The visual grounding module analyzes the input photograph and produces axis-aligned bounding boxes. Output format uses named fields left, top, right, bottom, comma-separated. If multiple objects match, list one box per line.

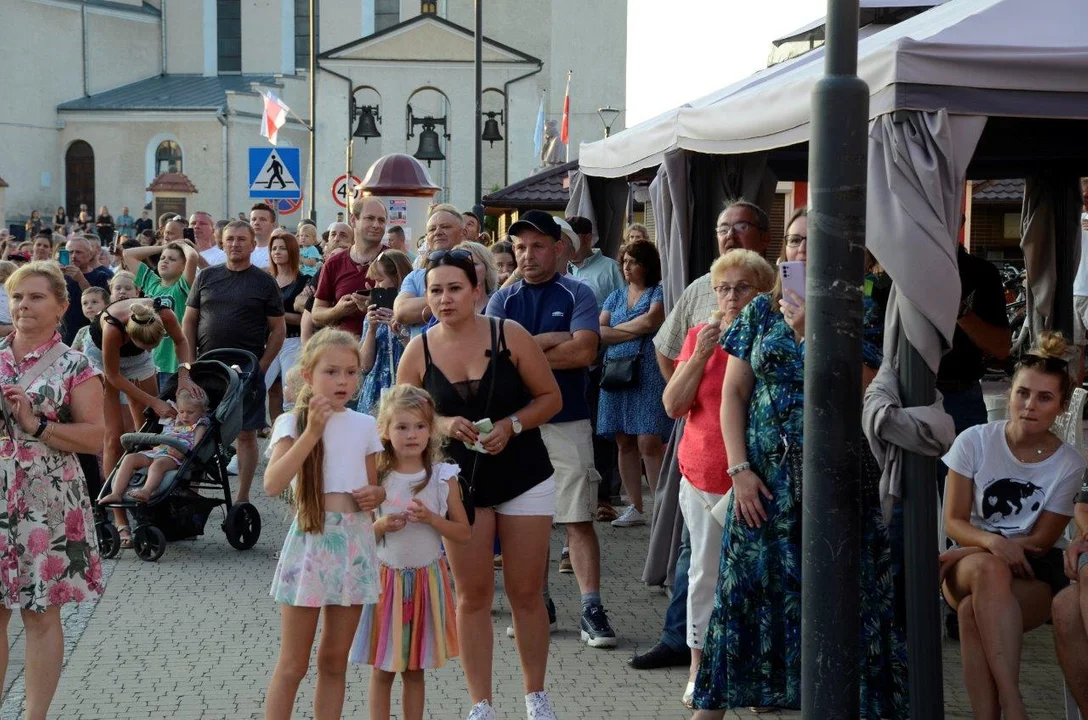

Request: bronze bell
left=413, top=126, right=445, bottom=166
left=353, top=106, right=381, bottom=142
left=481, top=112, right=504, bottom=146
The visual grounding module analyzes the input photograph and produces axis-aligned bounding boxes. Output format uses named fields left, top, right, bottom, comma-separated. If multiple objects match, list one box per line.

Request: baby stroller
left=95, top=349, right=263, bottom=562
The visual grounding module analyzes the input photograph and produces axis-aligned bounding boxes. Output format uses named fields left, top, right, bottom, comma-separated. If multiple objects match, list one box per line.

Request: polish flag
left=560, top=71, right=571, bottom=146
left=260, top=92, right=290, bottom=146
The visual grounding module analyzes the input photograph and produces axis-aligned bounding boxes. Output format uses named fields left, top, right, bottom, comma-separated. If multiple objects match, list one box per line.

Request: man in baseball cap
left=486, top=209, right=619, bottom=649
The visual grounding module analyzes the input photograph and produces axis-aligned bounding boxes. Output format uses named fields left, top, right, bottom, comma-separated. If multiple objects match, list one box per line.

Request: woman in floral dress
left=0, top=261, right=105, bottom=719
left=692, top=209, right=906, bottom=718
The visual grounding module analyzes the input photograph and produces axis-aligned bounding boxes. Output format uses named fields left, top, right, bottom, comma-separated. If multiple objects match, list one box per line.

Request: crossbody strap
left=18, top=342, right=70, bottom=391
left=466, top=318, right=500, bottom=493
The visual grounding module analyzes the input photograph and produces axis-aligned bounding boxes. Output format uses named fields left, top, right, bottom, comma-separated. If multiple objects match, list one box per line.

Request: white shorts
left=492, top=478, right=556, bottom=516
left=540, top=419, right=600, bottom=524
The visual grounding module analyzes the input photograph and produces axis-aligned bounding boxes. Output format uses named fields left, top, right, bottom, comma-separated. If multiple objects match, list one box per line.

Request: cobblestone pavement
left=1, top=450, right=1073, bottom=719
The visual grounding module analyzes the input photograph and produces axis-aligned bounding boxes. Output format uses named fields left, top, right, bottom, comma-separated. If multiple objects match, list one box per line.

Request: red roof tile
left=146, top=172, right=198, bottom=193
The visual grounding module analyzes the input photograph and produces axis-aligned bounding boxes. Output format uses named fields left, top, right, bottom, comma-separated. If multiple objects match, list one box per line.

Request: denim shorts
left=83, top=340, right=157, bottom=382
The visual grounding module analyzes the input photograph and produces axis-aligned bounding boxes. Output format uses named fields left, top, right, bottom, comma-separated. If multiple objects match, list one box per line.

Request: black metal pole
left=801, top=0, right=868, bottom=717
left=899, top=331, right=944, bottom=719
left=473, top=0, right=484, bottom=220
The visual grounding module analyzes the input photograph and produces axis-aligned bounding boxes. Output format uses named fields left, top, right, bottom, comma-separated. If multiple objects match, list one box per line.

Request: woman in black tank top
left=397, top=250, right=561, bottom=715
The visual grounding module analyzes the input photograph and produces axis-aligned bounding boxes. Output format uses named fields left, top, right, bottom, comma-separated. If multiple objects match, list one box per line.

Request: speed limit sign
left=331, top=174, right=362, bottom=208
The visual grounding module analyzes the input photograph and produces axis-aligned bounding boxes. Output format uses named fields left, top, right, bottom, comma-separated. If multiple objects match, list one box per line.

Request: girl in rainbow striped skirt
left=350, top=385, right=471, bottom=720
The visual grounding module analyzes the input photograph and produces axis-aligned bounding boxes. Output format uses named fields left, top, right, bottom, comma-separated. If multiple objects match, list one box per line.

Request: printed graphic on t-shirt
left=981, top=477, right=1045, bottom=529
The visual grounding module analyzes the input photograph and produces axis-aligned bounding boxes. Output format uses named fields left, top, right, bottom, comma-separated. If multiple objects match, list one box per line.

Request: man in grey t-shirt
left=184, top=220, right=285, bottom=503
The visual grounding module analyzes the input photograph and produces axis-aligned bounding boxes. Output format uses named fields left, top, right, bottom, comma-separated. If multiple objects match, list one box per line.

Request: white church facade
left=0, top=0, right=626, bottom=229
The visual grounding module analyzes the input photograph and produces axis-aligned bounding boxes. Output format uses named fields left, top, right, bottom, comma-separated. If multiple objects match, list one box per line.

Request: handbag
left=599, top=335, right=648, bottom=391
left=457, top=319, right=501, bottom=525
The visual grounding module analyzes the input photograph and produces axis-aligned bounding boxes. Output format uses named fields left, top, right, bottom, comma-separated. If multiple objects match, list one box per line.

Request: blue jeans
left=660, top=524, right=691, bottom=652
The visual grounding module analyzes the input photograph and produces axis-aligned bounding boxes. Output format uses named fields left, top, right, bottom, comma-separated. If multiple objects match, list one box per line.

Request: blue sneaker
left=580, top=604, right=617, bottom=648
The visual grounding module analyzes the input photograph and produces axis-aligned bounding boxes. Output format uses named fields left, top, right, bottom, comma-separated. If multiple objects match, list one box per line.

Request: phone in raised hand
left=779, top=261, right=805, bottom=304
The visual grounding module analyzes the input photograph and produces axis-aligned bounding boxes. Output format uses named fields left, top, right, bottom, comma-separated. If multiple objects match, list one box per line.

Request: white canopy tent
left=581, top=0, right=1088, bottom=179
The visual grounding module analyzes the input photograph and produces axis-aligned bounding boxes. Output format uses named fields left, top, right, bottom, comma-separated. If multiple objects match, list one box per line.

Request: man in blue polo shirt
left=486, top=210, right=618, bottom=649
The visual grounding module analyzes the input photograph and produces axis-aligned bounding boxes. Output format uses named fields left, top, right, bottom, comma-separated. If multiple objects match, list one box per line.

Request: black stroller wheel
left=223, top=503, right=261, bottom=550
left=97, top=521, right=120, bottom=560
left=133, top=525, right=167, bottom=562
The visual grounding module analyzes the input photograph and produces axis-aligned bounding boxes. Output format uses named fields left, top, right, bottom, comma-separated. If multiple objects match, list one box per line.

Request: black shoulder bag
left=457, top=318, right=501, bottom=525
left=599, top=334, right=647, bottom=391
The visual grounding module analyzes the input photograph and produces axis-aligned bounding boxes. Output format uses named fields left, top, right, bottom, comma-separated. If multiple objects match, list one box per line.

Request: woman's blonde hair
left=1014, top=331, right=1074, bottom=406
left=5, top=261, right=68, bottom=303
left=374, top=385, right=444, bottom=495
left=624, top=223, right=650, bottom=243
left=126, top=300, right=167, bottom=347
left=0, top=260, right=18, bottom=285
left=292, top=328, right=362, bottom=533
left=710, top=249, right=775, bottom=294
left=454, top=240, right=499, bottom=295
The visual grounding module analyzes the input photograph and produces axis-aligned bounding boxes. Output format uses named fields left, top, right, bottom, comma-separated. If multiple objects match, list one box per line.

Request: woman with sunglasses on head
left=940, top=332, right=1083, bottom=720
left=397, top=249, right=563, bottom=720
left=693, top=207, right=905, bottom=718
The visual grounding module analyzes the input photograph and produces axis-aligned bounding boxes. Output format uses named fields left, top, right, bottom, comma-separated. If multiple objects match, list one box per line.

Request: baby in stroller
left=98, top=386, right=210, bottom=504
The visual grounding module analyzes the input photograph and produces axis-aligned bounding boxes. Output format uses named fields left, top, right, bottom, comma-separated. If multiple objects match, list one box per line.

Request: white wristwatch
left=508, top=415, right=523, bottom=435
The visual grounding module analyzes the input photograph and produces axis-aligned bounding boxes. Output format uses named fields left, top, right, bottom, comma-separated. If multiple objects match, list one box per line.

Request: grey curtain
left=565, top=169, right=597, bottom=244
left=1019, top=175, right=1083, bottom=353
left=642, top=419, right=686, bottom=588
left=863, top=110, right=987, bottom=515
left=689, top=152, right=777, bottom=275
left=866, top=110, right=987, bottom=373
left=649, top=150, right=691, bottom=312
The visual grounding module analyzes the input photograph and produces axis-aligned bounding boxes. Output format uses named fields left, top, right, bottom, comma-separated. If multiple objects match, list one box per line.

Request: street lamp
left=597, top=105, right=621, bottom=138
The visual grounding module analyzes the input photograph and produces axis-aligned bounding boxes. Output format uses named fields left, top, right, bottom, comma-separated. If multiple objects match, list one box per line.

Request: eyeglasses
left=715, top=221, right=766, bottom=237
left=784, top=234, right=807, bottom=248
left=713, top=283, right=756, bottom=298
left=427, top=248, right=473, bottom=264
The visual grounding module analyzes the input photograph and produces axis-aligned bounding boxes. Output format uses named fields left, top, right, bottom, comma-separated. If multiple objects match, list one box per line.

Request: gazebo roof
left=482, top=161, right=577, bottom=210
left=146, top=172, right=198, bottom=193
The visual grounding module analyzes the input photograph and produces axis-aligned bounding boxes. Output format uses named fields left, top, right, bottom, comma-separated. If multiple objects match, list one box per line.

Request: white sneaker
left=525, top=690, right=557, bottom=719
left=611, top=506, right=645, bottom=527
left=226, top=455, right=239, bottom=476
left=467, top=700, right=496, bottom=720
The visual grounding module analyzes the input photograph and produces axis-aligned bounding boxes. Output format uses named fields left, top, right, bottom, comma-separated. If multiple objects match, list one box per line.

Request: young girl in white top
left=941, top=332, right=1085, bottom=720
left=350, top=384, right=471, bottom=720
left=263, top=328, right=387, bottom=720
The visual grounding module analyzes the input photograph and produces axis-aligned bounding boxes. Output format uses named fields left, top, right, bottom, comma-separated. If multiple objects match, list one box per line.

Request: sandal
left=118, top=525, right=133, bottom=549
left=595, top=502, right=618, bottom=522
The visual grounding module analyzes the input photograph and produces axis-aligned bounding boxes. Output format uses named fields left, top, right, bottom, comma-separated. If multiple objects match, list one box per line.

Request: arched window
left=155, top=141, right=183, bottom=176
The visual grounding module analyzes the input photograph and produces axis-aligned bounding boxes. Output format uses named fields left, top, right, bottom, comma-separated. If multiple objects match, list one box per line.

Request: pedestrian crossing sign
left=248, top=147, right=301, bottom=199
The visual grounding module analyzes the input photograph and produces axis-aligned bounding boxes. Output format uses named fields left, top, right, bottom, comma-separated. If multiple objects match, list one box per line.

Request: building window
left=155, top=141, right=183, bottom=176
left=419, top=1, right=437, bottom=14
left=217, top=0, right=242, bottom=73
left=294, top=0, right=319, bottom=70
left=376, top=0, right=400, bottom=31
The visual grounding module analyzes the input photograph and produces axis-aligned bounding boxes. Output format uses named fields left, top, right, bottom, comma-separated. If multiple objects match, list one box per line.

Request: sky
left=626, top=0, right=827, bottom=126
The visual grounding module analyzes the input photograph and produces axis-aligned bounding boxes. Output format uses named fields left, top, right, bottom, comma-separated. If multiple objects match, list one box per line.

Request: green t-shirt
left=135, top=264, right=190, bottom=374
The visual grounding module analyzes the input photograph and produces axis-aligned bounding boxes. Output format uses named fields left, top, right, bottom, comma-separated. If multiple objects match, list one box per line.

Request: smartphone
left=463, top=418, right=495, bottom=453
left=183, top=227, right=196, bottom=242
left=0, top=393, right=15, bottom=440
left=779, top=261, right=806, bottom=304
left=370, top=287, right=397, bottom=311
left=58, top=248, right=70, bottom=266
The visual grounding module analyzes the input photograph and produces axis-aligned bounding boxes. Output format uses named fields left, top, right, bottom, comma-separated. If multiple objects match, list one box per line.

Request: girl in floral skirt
left=263, top=328, right=387, bottom=720
left=350, top=384, right=470, bottom=720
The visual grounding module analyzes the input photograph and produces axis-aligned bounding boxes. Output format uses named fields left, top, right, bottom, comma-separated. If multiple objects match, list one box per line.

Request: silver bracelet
left=727, top=461, right=751, bottom=477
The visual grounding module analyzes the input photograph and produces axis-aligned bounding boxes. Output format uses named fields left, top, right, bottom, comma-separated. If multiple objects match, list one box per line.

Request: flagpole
left=564, top=70, right=571, bottom=164
left=307, top=0, right=317, bottom=222
left=473, top=0, right=484, bottom=222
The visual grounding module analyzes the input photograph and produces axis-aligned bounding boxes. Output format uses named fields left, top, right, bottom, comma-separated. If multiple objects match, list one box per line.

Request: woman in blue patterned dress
left=357, top=250, right=413, bottom=414
left=692, top=208, right=906, bottom=718
left=597, top=239, right=674, bottom=528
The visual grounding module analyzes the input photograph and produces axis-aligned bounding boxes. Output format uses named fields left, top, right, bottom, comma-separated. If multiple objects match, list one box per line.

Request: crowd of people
left=4, top=186, right=1088, bottom=720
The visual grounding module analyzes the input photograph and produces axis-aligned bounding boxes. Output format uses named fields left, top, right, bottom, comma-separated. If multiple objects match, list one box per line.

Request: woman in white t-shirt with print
left=941, top=333, right=1085, bottom=720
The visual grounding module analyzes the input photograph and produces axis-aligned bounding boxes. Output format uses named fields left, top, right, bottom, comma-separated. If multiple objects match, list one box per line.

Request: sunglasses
left=1018, top=353, right=1069, bottom=373
left=427, top=249, right=473, bottom=264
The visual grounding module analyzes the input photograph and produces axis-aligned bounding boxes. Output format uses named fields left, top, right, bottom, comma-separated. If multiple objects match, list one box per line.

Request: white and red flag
left=260, top=91, right=290, bottom=145
left=560, top=71, right=571, bottom=153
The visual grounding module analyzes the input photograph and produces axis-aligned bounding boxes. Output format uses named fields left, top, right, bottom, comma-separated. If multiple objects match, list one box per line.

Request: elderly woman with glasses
left=692, top=207, right=906, bottom=718
left=661, top=249, right=774, bottom=707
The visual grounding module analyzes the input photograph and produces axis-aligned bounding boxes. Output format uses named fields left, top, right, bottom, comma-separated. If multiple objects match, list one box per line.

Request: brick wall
left=971, top=202, right=1022, bottom=263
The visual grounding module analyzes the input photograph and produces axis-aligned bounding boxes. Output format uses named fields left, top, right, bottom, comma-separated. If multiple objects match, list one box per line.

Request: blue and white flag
left=532, top=94, right=545, bottom=161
